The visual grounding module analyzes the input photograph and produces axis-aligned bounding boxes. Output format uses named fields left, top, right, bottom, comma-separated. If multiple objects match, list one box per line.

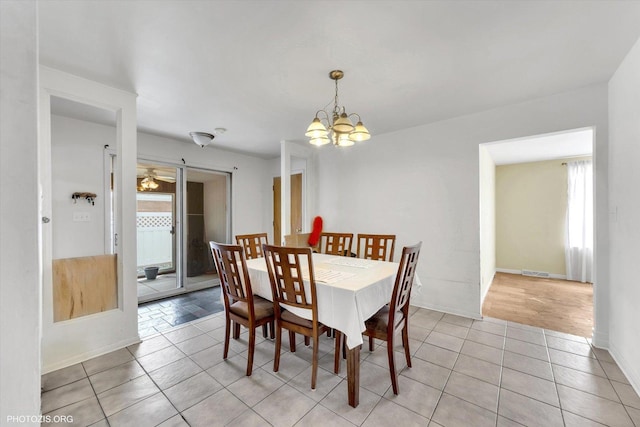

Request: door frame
left=132, top=159, right=231, bottom=302
left=39, top=66, right=138, bottom=373
left=273, top=170, right=304, bottom=245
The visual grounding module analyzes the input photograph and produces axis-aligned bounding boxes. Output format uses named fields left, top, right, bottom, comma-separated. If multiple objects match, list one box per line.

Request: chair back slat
left=390, top=242, right=422, bottom=315
left=263, top=244, right=317, bottom=314
left=320, top=232, right=353, bottom=256
left=357, top=234, right=396, bottom=262
left=235, top=233, right=268, bottom=260
left=209, top=242, right=252, bottom=307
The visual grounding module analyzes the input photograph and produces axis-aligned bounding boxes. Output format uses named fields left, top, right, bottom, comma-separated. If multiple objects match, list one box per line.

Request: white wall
left=608, top=38, right=640, bottom=393
left=0, top=1, right=41, bottom=423
left=479, top=145, right=496, bottom=302
left=51, top=114, right=111, bottom=258
left=316, top=84, right=609, bottom=322
left=47, top=118, right=272, bottom=250
left=137, top=132, right=272, bottom=241
left=495, top=158, right=580, bottom=277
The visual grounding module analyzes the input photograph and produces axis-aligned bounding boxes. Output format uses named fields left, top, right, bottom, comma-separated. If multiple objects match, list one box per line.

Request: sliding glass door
left=184, top=167, right=230, bottom=291
left=135, top=161, right=230, bottom=302
left=136, top=162, right=181, bottom=301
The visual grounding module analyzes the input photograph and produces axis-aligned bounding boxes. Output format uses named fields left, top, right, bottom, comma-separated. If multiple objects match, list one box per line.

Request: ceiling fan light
left=305, top=118, right=329, bottom=138
left=332, top=113, right=354, bottom=133
left=189, top=132, right=215, bottom=147
left=349, top=121, right=371, bottom=142
left=147, top=180, right=159, bottom=190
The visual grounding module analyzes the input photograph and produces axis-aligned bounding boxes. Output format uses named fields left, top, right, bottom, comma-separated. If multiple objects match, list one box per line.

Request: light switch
left=73, top=212, right=90, bottom=222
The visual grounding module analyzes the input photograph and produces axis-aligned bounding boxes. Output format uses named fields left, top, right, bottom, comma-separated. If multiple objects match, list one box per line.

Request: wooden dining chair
left=361, top=242, right=422, bottom=394
left=209, top=241, right=275, bottom=376
left=319, top=232, right=354, bottom=257
left=235, top=233, right=268, bottom=260
left=262, top=244, right=341, bottom=389
left=357, top=234, right=396, bottom=262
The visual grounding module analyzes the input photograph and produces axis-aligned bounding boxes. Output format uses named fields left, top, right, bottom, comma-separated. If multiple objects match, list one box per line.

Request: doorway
left=136, top=162, right=230, bottom=302
left=136, top=163, right=179, bottom=300
left=39, top=67, right=139, bottom=372
left=273, top=173, right=302, bottom=245
left=479, top=128, right=595, bottom=336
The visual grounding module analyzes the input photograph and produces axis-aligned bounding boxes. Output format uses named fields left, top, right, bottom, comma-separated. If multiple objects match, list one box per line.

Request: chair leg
left=343, top=335, right=347, bottom=360
left=334, top=331, right=341, bottom=374
left=289, top=331, right=296, bottom=352
left=233, top=321, right=240, bottom=339
left=274, top=325, right=282, bottom=372
left=247, top=327, right=255, bottom=376
left=223, top=316, right=231, bottom=359
left=262, top=324, right=267, bottom=338
left=369, top=335, right=375, bottom=352
left=387, top=337, right=399, bottom=395
left=269, top=321, right=275, bottom=339
left=304, top=336, right=310, bottom=346
left=311, top=333, right=319, bottom=389
left=402, top=323, right=412, bottom=368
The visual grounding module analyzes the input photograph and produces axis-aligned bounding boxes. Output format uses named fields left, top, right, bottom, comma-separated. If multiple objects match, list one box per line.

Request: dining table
left=244, top=252, right=420, bottom=407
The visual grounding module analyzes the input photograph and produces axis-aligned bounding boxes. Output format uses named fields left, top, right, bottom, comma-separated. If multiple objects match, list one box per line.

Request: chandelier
left=305, top=70, right=370, bottom=147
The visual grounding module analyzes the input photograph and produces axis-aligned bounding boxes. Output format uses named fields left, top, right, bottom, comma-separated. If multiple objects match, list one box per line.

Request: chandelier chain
left=333, top=78, right=340, bottom=118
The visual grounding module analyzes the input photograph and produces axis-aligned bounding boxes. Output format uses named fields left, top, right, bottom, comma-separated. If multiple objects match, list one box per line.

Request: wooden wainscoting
left=53, top=254, right=118, bottom=321
left=482, top=272, right=593, bottom=337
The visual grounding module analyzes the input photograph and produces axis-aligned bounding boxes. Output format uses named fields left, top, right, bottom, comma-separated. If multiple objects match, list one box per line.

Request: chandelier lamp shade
left=305, top=70, right=371, bottom=147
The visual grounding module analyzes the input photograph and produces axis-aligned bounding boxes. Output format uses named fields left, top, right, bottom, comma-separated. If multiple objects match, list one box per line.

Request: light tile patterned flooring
left=41, top=307, right=640, bottom=427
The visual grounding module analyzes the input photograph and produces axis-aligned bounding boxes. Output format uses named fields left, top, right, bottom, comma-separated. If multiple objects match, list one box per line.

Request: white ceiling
left=39, top=1, right=640, bottom=158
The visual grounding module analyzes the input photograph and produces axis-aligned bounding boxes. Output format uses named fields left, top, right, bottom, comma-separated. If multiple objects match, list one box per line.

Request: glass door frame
left=129, top=157, right=231, bottom=301
left=135, top=158, right=185, bottom=292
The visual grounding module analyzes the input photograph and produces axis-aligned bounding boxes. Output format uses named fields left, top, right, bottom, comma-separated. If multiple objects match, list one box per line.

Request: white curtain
left=565, top=160, right=593, bottom=283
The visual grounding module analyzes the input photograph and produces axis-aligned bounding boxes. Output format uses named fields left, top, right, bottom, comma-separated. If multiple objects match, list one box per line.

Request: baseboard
left=496, top=268, right=521, bottom=275
left=411, top=301, right=482, bottom=320
left=496, top=268, right=567, bottom=280
left=42, top=334, right=141, bottom=375
left=608, top=342, right=640, bottom=404
left=591, top=328, right=609, bottom=349
left=481, top=270, right=496, bottom=304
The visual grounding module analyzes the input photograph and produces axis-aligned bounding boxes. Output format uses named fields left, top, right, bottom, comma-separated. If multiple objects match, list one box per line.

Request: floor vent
left=522, top=270, right=550, bottom=278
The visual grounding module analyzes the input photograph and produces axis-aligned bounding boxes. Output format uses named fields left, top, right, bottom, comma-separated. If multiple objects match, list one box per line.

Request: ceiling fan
left=137, top=167, right=175, bottom=190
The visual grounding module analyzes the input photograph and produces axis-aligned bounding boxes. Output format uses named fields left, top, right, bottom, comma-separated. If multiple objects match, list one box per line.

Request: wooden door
left=273, top=173, right=302, bottom=245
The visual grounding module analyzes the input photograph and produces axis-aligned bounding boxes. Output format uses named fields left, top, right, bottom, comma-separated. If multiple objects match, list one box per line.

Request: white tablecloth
left=245, top=253, right=416, bottom=349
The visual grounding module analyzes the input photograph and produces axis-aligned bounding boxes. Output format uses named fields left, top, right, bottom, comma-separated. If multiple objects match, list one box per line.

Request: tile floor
left=41, top=307, right=640, bottom=427
left=137, top=287, right=224, bottom=338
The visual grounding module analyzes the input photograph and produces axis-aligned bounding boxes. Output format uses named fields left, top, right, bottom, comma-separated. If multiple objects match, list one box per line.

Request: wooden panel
left=187, top=181, right=204, bottom=214
left=291, top=173, right=302, bottom=234
left=284, top=233, right=319, bottom=251
left=284, top=233, right=311, bottom=247
left=53, top=254, right=117, bottom=322
left=187, top=215, right=208, bottom=276
left=187, top=181, right=208, bottom=276
left=273, top=173, right=302, bottom=245
left=274, top=177, right=281, bottom=245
